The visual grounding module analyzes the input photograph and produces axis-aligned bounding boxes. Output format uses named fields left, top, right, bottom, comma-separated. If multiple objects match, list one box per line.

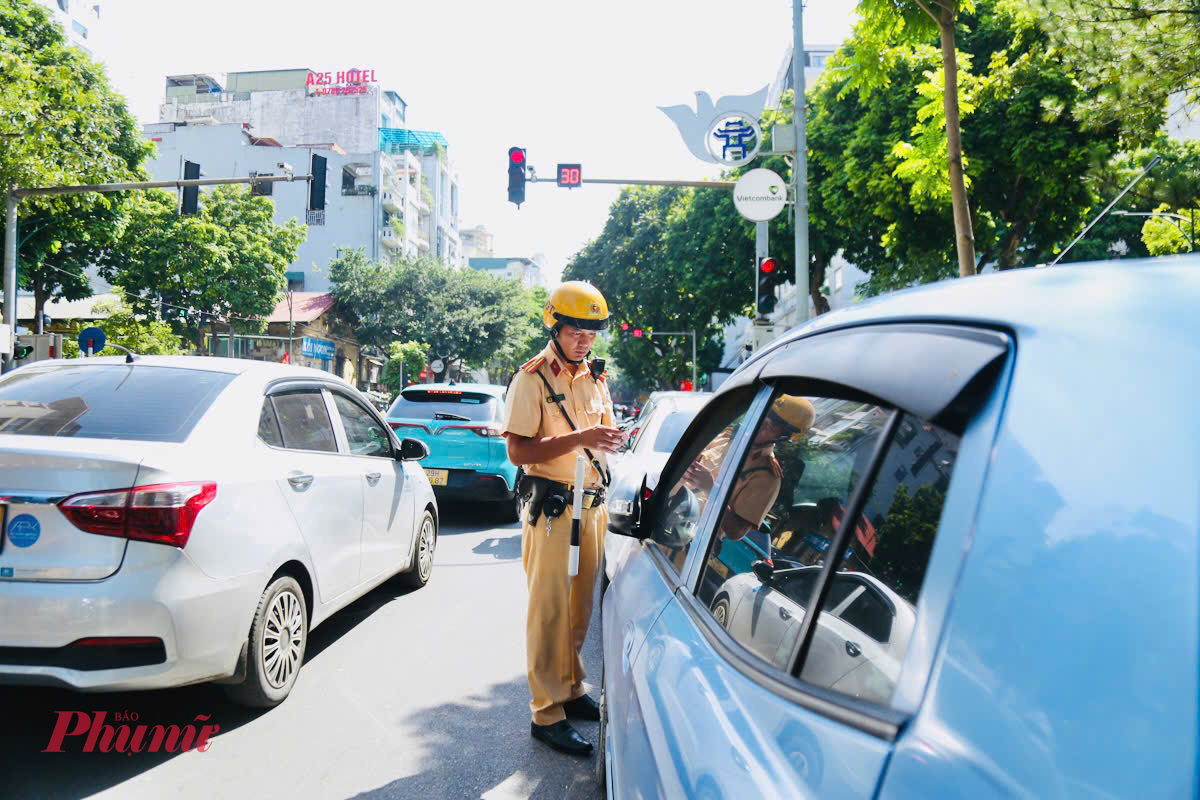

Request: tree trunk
left=809, top=262, right=831, bottom=316
left=939, top=9, right=976, bottom=278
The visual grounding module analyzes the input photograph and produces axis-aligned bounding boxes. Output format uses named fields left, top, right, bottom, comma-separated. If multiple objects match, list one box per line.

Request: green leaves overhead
left=100, top=186, right=306, bottom=345
left=329, top=250, right=540, bottom=377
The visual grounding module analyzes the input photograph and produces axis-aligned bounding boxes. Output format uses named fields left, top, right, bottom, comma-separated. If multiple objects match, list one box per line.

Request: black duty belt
left=518, top=474, right=606, bottom=526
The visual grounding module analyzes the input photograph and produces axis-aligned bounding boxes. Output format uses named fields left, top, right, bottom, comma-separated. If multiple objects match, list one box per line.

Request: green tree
left=58, top=291, right=186, bottom=358
left=850, top=0, right=979, bottom=277
left=101, top=186, right=306, bottom=347
left=809, top=0, right=1121, bottom=295
left=330, top=250, right=535, bottom=378
left=1141, top=204, right=1198, bottom=255
left=1032, top=0, right=1195, bottom=143
left=382, top=340, right=429, bottom=393
left=1, top=0, right=153, bottom=323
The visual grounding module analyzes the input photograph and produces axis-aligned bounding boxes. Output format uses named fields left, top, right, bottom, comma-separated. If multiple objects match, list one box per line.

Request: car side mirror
left=397, top=437, right=429, bottom=461
left=608, top=473, right=650, bottom=540
left=752, top=559, right=775, bottom=584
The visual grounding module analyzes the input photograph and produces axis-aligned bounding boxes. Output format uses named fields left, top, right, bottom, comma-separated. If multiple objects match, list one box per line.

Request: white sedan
left=711, top=566, right=916, bottom=705
left=0, top=356, right=437, bottom=707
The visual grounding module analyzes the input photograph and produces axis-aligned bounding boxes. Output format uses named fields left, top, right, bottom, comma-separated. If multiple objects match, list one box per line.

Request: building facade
left=461, top=225, right=495, bottom=259
left=35, top=0, right=102, bottom=59
left=467, top=257, right=546, bottom=290
left=153, top=69, right=459, bottom=287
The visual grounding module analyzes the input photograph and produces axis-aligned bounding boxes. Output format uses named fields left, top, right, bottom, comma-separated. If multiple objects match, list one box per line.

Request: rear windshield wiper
left=434, top=412, right=471, bottom=421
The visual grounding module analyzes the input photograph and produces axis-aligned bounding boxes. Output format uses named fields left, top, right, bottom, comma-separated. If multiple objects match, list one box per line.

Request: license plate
left=424, top=469, right=448, bottom=486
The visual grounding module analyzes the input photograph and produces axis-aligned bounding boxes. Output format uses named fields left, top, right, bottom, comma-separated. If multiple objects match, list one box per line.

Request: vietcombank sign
left=733, top=168, right=787, bottom=222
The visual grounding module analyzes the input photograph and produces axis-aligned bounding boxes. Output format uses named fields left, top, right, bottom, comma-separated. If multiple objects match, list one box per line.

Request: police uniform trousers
left=521, top=501, right=607, bottom=726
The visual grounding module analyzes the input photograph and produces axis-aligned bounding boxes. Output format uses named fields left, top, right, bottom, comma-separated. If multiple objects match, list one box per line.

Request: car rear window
left=0, top=364, right=235, bottom=442
left=388, top=390, right=499, bottom=422
left=653, top=410, right=698, bottom=453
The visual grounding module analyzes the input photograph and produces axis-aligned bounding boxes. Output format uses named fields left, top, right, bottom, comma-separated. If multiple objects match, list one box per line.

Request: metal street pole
left=3, top=186, right=17, bottom=369
left=793, top=0, right=810, bottom=323
left=0, top=172, right=310, bottom=373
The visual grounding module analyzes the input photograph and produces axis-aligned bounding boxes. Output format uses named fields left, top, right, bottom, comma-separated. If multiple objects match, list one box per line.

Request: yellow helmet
left=543, top=281, right=610, bottom=331
left=767, top=394, right=815, bottom=435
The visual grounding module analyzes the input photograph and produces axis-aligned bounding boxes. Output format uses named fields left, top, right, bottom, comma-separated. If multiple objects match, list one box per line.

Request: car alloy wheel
left=262, top=588, right=305, bottom=689
left=712, top=596, right=731, bottom=628
left=417, top=515, right=435, bottom=581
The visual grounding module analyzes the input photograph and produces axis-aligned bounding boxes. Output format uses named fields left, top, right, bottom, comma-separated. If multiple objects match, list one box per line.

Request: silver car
left=0, top=356, right=437, bottom=706
left=711, top=566, right=916, bottom=705
left=605, top=392, right=710, bottom=584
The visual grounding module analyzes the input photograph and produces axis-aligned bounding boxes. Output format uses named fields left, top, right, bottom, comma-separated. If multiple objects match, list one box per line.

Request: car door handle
left=365, top=472, right=381, bottom=484
left=845, top=640, right=861, bottom=658
left=287, top=471, right=314, bottom=490
left=779, top=607, right=791, bottom=620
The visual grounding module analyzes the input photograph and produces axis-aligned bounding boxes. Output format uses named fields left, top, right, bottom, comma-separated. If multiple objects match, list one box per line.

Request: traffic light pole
left=2, top=173, right=310, bottom=373
left=528, top=176, right=735, bottom=189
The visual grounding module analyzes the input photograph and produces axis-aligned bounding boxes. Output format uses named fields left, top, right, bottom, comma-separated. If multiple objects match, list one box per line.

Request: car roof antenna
left=105, top=342, right=139, bottom=364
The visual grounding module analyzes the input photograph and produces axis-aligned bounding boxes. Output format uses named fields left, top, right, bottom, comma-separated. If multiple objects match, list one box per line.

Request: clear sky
left=100, top=0, right=859, bottom=286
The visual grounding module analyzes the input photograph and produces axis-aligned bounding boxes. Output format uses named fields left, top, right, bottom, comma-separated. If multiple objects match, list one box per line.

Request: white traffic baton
left=568, top=454, right=585, bottom=577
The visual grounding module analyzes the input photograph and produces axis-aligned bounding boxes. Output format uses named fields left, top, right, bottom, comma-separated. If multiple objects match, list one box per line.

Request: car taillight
left=58, top=482, right=217, bottom=548
left=444, top=424, right=504, bottom=437
left=390, top=422, right=430, bottom=433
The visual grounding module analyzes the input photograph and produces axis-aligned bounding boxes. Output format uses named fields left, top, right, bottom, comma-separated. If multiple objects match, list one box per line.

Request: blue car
left=386, top=383, right=521, bottom=520
left=600, top=258, right=1200, bottom=798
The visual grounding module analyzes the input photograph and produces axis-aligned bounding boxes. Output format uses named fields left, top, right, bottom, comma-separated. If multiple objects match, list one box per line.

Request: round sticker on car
left=7, top=514, right=41, bottom=548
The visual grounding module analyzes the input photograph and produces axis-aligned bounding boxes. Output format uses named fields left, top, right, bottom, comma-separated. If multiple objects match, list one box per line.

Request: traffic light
left=508, top=147, right=526, bottom=207
left=632, top=328, right=643, bottom=338
left=310, top=154, right=327, bottom=211
left=756, top=256, right=778, bottom=316
left=181, top=161, right=200, bottom=215
left=680, top=380, right=694, bottom=392
left=619, top=322, right=630, bottom=337
left=13, top=344, right=33, bottom=361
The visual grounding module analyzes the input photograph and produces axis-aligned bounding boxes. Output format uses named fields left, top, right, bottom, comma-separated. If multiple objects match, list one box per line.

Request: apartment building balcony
left=382, top=191, right=401, bottom=212
left=381, top=228, right=402, bottom=249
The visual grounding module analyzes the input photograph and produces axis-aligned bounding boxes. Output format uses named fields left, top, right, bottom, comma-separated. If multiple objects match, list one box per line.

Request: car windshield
left=388, top=389, right=499, bottom=422
left=0, top=364, right=235, bottom=442
left=653, top=410, right=698, bottom=453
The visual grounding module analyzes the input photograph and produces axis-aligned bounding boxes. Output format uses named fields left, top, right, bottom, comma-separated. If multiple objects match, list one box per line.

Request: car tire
left=711, top=595, right=731, bottom=629
left=223, top=575, right=308, bottom=708
left=398, top=510, right=437, bottom=589
left=596, top=659, right=608, bottom=790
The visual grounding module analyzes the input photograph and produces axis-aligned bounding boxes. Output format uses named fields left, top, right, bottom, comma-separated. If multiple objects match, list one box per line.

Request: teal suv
left=386, top=384, right=522, bottom=521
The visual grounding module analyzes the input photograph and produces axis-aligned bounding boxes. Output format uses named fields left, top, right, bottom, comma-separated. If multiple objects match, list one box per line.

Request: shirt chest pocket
left=581, top=397, right=605, bottom=426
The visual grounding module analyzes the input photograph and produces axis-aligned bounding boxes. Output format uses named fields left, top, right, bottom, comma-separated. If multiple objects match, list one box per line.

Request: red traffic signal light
left=509, top=148, right=525, bottom=165
left=633, top=329, right=643, bottom=338
left=680, top=380, right=694, bottom=392
left=620, top=322, right=630, bottom=331
left=759, top=257, right=777, bottom=274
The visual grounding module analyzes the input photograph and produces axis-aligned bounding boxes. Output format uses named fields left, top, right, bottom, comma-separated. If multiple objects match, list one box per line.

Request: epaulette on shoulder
left=769, top=455, right=783, bottom=478
left=520, top=355, right=547, bottom=374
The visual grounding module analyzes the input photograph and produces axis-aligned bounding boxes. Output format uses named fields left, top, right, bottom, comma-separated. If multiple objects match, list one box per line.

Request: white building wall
left=36, top=0, right=102, bottom=59
left=160, top=88, right=384, bottom=154
left=142, top=123, right=383, bottom=294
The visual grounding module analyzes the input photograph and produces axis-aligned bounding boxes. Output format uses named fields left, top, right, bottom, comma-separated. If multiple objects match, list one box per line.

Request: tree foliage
left=0, top=0, right=153, bottom=321
left=382, top=340, right=429, bottom=394
left=58, top=291, right=186, bottom=358
left=811, top=0, right=1121, bottom=295
left=1033, top=0, right=1198, bottom=143
left=100, top=186, right=306, bottom=346
left=329, top=250, right=537, bottom=379
left=849, top=0, right=979, bottom=276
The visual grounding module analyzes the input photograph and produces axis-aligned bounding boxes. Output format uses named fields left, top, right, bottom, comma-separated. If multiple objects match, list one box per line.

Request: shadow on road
left=351, top=675, right=602, bottom=800
left=472, top=534, right=522, bottom=561
left=436, top=502, right=522, bottom=535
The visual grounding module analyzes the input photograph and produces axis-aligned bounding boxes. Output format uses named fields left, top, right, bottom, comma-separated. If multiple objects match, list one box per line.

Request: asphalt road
left=0, top=505, right=606, bottom=800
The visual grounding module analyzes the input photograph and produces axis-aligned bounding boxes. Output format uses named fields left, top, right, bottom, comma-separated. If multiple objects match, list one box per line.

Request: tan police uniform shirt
left=502, top=343, right=614, bottom=488
left=693, top=429, right=782, bottom=528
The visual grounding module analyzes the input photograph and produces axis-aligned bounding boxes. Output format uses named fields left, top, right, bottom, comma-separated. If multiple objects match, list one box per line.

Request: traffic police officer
left=502, top=281, right=625, bottom=757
